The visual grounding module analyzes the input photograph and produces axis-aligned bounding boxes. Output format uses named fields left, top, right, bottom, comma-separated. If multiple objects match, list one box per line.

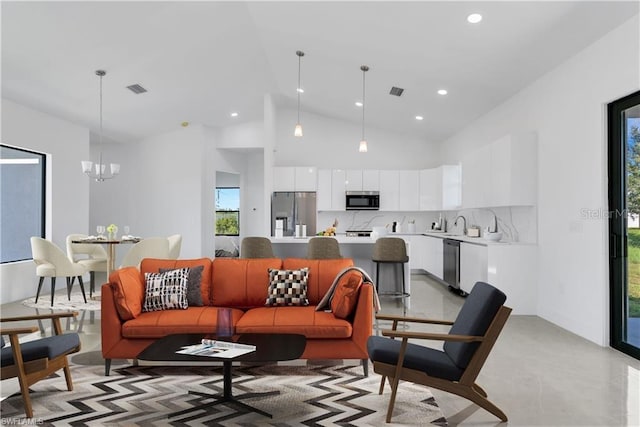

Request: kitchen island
left=270, top=235, right=411, bottom=295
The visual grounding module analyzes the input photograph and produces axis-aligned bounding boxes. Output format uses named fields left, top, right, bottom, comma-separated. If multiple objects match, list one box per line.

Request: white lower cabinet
left=406, top=235, right=427, bottom=272
left=423, top=236, right=443, bottom=279
left=460, top=243, right=488, bottom=294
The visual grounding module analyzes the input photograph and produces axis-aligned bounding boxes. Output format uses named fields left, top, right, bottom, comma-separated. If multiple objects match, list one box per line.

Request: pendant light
left=294, top=50, right=304, bottom=137
left=81, top=70, right=120, bottom=181
left=359, top=65, right=369, bottom=153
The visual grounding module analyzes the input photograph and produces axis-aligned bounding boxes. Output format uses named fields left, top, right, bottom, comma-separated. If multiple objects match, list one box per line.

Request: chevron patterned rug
left=1, top=362, right=447, bottom=426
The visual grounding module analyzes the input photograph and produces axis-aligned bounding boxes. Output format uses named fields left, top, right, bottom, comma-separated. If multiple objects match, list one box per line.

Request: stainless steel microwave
left=345, top=191, right=380, bottom=210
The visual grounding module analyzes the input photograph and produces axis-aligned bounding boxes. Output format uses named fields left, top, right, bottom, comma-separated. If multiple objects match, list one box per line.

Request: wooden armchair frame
left=373, top=306, right=512, bottom=423
left=1, top=312, right=80, bottom=418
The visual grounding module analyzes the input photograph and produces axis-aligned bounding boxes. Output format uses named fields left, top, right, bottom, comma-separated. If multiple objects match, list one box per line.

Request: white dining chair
left=30, top=237, right=87, bottom=306
left=66, top=233, right=107, bottom=298
left=167, top=234, right=182, bottom=259
left=120, top=237, right=171, bottom=269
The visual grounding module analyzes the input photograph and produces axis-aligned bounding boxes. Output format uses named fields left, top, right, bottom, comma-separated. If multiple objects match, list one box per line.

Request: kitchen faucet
left=454, top=215, right=467, bottom=235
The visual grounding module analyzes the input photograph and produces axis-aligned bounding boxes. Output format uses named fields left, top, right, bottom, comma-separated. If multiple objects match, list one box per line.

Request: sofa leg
left=105, top=359, right=111, bottom=376
left=362, top=359, right=369, bottom=377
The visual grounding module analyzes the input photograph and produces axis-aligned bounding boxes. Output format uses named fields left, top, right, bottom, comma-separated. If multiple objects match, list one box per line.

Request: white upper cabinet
left=273, top=167, right=296, bottom=191
left=295, top=167, right=317, bottom=191
left=331, top=169, right=347, bottom=210
left=317, top=169, right=332, bottom=210
left=379, top=170, right=400, bottom=211
left=462, top=132, right=537, bottom=208
left=362, top=170, right=380, bottom=190
left=399, top=170, right=420, bottom=211
left=345, top=170, right=363, bottom=191
left=345, top=169, right=380, bottom=191
left=273, top=166, right=317, bottom=192
left=419, top=165, right=461, bottom=211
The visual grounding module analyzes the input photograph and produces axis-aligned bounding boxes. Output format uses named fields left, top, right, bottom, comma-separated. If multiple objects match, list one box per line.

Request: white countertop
left=270, top=233, right=535, bottom=246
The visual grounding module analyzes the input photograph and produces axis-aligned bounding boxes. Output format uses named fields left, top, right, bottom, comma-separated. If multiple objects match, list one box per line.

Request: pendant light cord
left=361, top=68, right=366, bottom=141
left=297, top=54, right=301, bottom=123
left=98, top=71, right=104, bottom=179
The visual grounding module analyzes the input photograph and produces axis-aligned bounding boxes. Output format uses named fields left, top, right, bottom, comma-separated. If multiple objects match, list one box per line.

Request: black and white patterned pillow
left=143, top=268, right=189, bottom=312
left=265, top=268, right=310, bottom=307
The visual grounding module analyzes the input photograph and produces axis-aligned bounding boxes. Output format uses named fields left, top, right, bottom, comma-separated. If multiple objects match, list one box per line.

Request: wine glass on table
left=96, top=225, right=105, bottom=238
left=123, top=225, right=130, bottom=237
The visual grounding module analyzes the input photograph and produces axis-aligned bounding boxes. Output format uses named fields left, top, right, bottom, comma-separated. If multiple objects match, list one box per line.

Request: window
left=0, top=145, right=46, bottom=263
left=215, top=187, right=239, bottom=236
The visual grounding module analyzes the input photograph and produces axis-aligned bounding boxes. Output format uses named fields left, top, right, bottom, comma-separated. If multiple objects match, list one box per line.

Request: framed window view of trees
left=215, top=187, right=239, bottom=236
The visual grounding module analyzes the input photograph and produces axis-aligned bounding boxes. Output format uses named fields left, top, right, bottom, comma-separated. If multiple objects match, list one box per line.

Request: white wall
left=440, top=15, right=640, bottom=346
left=274, top=108, right=440, bottom=169
left=1, top=99, right=89, bottom=303
left=91, top=126, right=208, bottom=263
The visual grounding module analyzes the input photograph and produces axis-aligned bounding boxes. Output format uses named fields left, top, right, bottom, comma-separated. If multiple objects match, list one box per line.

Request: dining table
left=71, top=236, right=141, bottom=278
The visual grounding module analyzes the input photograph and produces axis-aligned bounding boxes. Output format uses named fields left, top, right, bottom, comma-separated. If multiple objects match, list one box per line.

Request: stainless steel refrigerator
left=271, top=192, right=317, bottom=237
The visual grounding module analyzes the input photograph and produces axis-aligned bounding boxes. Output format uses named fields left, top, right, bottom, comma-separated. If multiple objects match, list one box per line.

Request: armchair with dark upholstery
left=0, top=312, right=81, bottom=418
left=367, top=281, right=511, bottom=423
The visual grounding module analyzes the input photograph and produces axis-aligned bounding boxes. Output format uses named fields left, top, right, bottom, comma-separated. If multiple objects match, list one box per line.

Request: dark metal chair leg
left=362, top=359, right=369, bottom=377
left=35, top=276, right=45, bottom=303
left=375, top=262, right=380, bottom=293
left=77, top=276, right=87, bottom=303
left=89, top=271, right=95, bottom=298
left=105, top=359, right=111, bottom=376
left=67, top=277, right=72, bottom=300
left=50, top=277, right=56, bottom=307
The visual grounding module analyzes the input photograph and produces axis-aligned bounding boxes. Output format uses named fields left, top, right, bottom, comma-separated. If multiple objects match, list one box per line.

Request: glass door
left=608, top=90, right=640, bottom=359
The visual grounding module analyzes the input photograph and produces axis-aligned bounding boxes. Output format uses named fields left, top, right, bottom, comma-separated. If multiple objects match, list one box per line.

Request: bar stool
left=240, top=237, right=275, bottom=258
left=307, top=236, right=342, bottom=259
left=372, top=237, right=409, bottom=296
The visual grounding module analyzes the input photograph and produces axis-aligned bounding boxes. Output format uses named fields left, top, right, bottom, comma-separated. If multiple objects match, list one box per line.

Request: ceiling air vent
left=126, top=84, right=147, bottom=94
left=389, top=86, right=404, bottom=97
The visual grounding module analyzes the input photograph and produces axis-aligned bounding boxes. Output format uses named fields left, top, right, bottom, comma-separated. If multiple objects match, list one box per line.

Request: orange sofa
left=101, top=257, right=374, bottom=375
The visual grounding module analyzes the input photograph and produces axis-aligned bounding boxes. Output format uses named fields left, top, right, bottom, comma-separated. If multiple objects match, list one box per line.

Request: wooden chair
left=0, top=312, right=81, bottom=418
left=367, top=281, right=512, bottom=423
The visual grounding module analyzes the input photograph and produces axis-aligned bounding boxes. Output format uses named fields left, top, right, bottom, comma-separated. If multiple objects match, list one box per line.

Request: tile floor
left=2, top=273, right=639, bottom=426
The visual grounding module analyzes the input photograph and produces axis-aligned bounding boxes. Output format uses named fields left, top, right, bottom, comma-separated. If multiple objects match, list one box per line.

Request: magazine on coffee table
left=176, top=339, right=256, bottom=359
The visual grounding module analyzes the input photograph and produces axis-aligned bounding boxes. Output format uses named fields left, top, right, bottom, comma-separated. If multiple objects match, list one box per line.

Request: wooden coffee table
left=136, top=333, right=306, bottom=418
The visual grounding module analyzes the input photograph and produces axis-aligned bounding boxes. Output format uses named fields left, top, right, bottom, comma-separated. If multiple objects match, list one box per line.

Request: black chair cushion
left=0, top=333, right=80, bottom=366
left=367, top=335, right=463, bottom=381
left=1, top=335, right=5, bottom=348
left=444, top=282, right=506, bottom=369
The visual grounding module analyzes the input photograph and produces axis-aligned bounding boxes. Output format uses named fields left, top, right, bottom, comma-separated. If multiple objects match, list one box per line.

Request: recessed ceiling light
left=355, top=101, right=363, bottom=107
left=181, top=121, right=189, bottom=127
left=230, top=112, right=238, bottom=117
left=467, top=13, right=482, bottom=24
left=297, top=88, right=304, bottom=93
left=437, top=89, right=448, bottom=95
left=415, top=116, right=424, bottom=121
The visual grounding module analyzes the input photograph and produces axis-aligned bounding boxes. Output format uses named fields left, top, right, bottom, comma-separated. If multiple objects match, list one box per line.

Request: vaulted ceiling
left=2, top=1, right=637, bottom=144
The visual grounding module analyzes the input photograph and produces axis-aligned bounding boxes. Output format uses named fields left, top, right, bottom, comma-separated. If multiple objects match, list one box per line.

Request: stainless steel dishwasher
left=443, top=239, right=461, bottom=293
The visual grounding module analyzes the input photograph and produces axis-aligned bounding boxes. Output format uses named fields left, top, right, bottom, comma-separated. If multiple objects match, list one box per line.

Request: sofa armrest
left=101, top=282, right=125, bottom=358
left=350, top=282, right=374, bottom=354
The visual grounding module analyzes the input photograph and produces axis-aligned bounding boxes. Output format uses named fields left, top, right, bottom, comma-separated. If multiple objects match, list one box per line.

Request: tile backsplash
left=318, top=206, right=537, bottom=243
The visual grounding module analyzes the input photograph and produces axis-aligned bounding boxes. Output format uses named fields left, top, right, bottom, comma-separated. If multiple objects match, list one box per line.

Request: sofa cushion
left=122, top=307, right=244, bottom=338
left=142, top=268, right=189, bottom=312
left=330, top=273, right=363, bottom=319
left=235, top=306, right=353, bottom=339
left=110, top=267, right=145, bottom=320
left=141, top=258, right=213, bottom=306
left=265, top=267, right=309, bottom=306
left=160, top=265, right=204, bottom=306
left=282, top=258, right=354, bottom=305
left=212, top=258, right=282, bottom=308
